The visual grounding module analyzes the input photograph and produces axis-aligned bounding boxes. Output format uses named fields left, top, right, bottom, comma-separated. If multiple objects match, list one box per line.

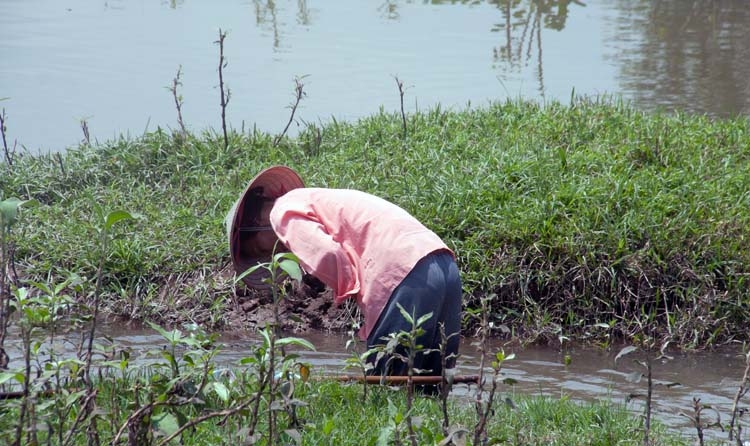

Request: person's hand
left=302, top=273, right=326, bottom=294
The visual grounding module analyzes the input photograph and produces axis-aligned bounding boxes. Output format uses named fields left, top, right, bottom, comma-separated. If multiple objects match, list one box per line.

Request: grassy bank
left=2, top=98, right=750, bottom=445
left=2, top=99, right=750, bottom=347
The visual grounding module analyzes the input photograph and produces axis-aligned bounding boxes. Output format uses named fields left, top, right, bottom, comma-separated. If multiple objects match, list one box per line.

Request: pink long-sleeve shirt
left=269, top=188, right=452, bottom=340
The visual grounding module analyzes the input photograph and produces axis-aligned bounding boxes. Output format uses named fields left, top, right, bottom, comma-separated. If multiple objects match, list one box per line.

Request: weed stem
left=1, top=108, right=14, bottom=166
left=394, top=76, right=407, bottom=139
left=729, top=351, right=750, bottom=441
left=170, top=65, right=188, bottom=136
left=216, top=29, right=230, bottom=150
left=274, top=76, right=306, bottom=147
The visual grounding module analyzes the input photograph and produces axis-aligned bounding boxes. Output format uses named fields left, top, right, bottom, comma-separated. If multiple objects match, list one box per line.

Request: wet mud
left=228, top=277, right=360, bottom=335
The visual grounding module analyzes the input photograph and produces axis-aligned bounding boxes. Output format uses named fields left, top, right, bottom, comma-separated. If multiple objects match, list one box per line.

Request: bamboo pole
left=325, top=374, right=481, bottom=385
left=0, top=375, right=481, bottom=399
left=0, top=388, right=57, bottom=400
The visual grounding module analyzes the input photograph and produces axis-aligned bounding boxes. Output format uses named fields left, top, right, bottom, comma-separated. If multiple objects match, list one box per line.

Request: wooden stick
left=0, top=389, right=58, bottom=400
left=0, top=375, right=480, bottom=399
left=325, top=374, right=481, bottom=385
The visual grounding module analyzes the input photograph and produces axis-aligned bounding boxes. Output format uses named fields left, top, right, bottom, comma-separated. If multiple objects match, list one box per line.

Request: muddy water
left=4, top=323, right=746, bottom=441
left=2, top=0, right=749, bottom=153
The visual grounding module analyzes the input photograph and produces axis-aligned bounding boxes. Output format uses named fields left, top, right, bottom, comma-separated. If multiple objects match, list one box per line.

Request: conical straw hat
left=225, top=165, right=304, bottom=288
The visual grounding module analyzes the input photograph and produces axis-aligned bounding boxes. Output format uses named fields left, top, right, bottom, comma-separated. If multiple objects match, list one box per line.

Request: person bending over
left=232, top=166, right=463, bottom=379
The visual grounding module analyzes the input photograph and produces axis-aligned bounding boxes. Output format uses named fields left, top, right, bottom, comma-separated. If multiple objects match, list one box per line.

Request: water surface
left=4, top=324, right=746, bottom=441
left=1, top=0, right=748, bottom=153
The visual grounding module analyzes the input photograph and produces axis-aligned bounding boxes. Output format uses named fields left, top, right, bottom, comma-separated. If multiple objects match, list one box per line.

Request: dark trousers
left=366, top=250, right=462, bottom=377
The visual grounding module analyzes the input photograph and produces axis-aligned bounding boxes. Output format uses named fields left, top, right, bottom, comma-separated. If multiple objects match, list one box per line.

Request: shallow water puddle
left=4, top=324, right=746, bottom=441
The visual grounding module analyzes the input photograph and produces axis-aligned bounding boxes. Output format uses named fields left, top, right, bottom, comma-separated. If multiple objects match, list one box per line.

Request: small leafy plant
left=368, top=304, right=433, bottom=446
left=615, top=340, right=681, bottom=446
left=234, top=246, right=316, bottom=444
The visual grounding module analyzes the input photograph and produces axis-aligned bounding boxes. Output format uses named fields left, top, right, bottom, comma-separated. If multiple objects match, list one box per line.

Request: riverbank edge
left=2, top=98, right=750, bottom=351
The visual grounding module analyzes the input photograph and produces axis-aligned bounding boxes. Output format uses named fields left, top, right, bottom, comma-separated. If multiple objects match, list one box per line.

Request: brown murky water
left=5, top=323, right=746, bottom=441
left=2, top=0, right=749, bottom=153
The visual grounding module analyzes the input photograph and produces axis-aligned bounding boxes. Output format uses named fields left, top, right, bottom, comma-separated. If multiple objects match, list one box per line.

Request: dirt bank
left=227, top=274, right=361, bottom=335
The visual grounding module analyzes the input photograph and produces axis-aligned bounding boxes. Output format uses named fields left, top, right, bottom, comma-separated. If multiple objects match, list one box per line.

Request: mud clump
left=228, top=278, right=359, bottom=334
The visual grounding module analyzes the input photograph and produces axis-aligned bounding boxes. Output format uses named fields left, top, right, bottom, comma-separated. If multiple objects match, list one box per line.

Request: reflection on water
left=491, top=0, right=584, bottom=97
left=4, top=324, right=747, bottom=440
left=1, top=0, right=748, bottom=153
left=610, top=0, right=750, bottom=118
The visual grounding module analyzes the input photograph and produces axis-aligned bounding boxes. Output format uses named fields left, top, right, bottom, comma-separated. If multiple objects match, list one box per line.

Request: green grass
left=2, top=98, right=750, bottom=347
left=290, top=382, right=677, bottom=446
left=0, top=368, right=691, bottom=446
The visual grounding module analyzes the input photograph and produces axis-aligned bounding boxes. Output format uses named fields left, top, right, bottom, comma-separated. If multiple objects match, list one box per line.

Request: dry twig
left=729, top=351, right=750, bottom=442
left=1, top=108, right=15, bottom=166
left=273, top=76, right=307, bottom=147
left=170, top=65, right=188, bottom=136
left=394, top=76, right=408, bottom=138
left=215, top=29, right=231, bottom=150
